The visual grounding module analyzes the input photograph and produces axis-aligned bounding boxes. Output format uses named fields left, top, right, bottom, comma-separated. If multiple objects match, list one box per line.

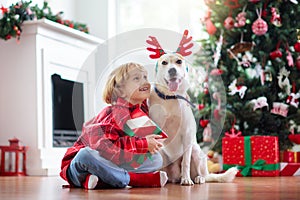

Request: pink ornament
left=286, top=50, right=294, bottom=67
left=270, top=7, right=282, bottom=27
left=252, top=18, right=268, bottom=35
left=234, top=12, right=246, bottom=27
left=271, top=102, right=288, bottom=117
left=224, top=16, right=235, bottom=30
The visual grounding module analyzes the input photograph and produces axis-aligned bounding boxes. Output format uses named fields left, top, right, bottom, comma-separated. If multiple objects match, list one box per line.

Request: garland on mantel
left=0, top=1, right=89, bottom=41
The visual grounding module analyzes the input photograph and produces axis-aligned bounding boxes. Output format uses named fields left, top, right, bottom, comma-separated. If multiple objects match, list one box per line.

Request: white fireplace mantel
left=0, top=19, right=103, bottom=176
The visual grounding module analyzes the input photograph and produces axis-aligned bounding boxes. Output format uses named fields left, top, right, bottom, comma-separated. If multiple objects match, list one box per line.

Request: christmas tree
left=192, top=0, right=300, bottom=152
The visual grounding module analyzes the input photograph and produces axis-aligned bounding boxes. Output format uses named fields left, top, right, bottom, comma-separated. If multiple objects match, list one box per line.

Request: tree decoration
left=294, top=29, right=300, bottom=52
left=250, top=96, right=269, bottom=111
left=252, top=8, right=268, bottom=36
left=213, top=33, right=223, bottom=67
left=228, top=79, right=247, bottom=99
left=202, top=10, right=217, bottom=35
left=0, top=1, right=89, bottom=41
left=286, top=48, right=294, bottom=67
left=200, top=119, right=210, bottom=128
left=234, top=8, right=247, bottom=28
left=224, top=16, right=235, bottom=30
left=294, top=42, right=300, bottom=53
left=286, top=92, right=300, bottom=108
left=271, top=102, right=289, bottom=117
left=227, top=39, right=255, bottom=67
left=277, top=67, right=291, bottom=95
left=270, top=7, right=282, bottom=27
left=269, top=49, right=282, bottom=60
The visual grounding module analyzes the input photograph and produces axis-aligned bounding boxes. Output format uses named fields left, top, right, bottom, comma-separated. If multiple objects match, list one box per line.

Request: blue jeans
left=67, top=147, right=163, bottom=188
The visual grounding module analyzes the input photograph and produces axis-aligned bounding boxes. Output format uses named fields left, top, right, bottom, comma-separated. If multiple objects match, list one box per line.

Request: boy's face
left=120, top=68, right=151, bottom=105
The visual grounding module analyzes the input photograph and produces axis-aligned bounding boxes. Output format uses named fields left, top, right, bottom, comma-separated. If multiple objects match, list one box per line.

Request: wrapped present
left=222, top=136, right=280, bottom=176
left=282, top=150, right=300, bottom=163
left=124, top=107, right=168, bottom=138
left=280, top=162, right=300, bottom=176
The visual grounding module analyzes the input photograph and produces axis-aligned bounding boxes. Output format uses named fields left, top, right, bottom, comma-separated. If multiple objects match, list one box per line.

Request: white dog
left=147, top=31, right=238, bottom=185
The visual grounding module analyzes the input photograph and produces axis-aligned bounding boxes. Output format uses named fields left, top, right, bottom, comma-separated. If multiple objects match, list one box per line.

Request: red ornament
left=200, top=119, right=209, bottom=128
left=0, top=6, right=8, bottom=13
left=5, top=35, right=11, bottom=40
left=198, top=104, right=205, bottom=110
left=269, top=49, right=282, bottom=60
left=252, top=18, right=268, bottom=35
left=294, top=41, right=300, bottom=52
left=203, top=10, right=217, bottom=35
left=224, top=16, right=235, bottom=30
left=206, top=19, right=217, bottom=35
left=288, top=134, right=300, bottom=144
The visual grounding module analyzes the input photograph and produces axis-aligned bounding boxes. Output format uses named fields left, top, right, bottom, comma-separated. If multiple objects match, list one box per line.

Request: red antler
left=146, top=36, right=166, bottom=59
left=176, top=30, right=194, bottom=56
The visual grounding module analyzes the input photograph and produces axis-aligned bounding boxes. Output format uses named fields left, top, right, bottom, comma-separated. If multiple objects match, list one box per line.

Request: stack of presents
left=221, top=128, right=300, bottom=177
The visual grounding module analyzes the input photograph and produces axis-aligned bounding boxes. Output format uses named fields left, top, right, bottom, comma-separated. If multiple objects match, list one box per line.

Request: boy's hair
left=103, top=62, right=146, bottom=104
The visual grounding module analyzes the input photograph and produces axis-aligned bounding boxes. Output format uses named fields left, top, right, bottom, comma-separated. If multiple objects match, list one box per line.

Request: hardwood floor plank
left=0, top=176, right=299, bottom=200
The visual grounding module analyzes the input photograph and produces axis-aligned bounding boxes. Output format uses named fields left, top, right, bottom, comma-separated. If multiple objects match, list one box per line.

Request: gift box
left=222, top=136, right=280, bottom=176
left=282, top=150, right=300, bottom=163
left=280, top=162, right=300, bottom=176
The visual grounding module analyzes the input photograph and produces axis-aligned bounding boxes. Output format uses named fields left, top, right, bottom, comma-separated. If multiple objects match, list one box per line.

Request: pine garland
left=0, top=1, right=89, bottom=41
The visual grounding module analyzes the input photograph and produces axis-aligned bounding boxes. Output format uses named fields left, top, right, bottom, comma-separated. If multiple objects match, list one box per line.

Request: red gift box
left=280, top=162, right=300, bottom=176
left=222, top=136, right=280, bottom=176
left=282, top=150, right=300, bottom=163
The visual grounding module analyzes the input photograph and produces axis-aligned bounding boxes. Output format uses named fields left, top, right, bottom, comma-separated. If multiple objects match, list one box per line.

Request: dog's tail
left=205, top=167, right=238, bottom=183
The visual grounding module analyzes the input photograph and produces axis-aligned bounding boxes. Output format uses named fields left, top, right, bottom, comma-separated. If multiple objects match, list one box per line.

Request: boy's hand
left=145, top=134, right=163, bottom=154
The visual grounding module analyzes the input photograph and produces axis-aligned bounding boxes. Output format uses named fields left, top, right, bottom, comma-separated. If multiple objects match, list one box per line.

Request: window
left=116, top=0, right=207, bottom=40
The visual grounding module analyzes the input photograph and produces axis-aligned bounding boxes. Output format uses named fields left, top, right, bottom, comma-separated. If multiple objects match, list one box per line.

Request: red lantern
left=0, top=138, right=28, bottom=176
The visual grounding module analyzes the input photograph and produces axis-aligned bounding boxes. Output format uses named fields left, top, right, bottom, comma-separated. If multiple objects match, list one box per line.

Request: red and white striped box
left=280, top=162, right=300, bottom=176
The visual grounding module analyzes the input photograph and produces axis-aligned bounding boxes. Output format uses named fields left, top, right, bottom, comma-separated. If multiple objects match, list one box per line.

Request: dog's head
left=146, top=30, right=193, bottom=93
left=155, top=53, right=189, bottom=93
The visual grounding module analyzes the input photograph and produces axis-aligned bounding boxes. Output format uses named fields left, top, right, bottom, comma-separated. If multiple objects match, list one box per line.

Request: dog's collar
left=154, top=87, right=196, bottom=108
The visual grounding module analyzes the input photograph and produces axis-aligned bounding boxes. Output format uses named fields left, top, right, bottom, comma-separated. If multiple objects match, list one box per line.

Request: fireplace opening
left=51, top=74, right=84, bottom=147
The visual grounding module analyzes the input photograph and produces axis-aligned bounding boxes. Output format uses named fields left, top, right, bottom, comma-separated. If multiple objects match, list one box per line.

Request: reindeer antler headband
left=146, top=30, right=194, bottom=59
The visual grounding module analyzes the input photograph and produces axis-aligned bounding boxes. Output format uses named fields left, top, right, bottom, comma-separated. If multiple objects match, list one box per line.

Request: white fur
left=149, top=53, right=238, bottom=185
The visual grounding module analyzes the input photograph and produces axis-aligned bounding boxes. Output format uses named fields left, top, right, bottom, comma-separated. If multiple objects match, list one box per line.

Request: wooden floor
left=0, top=176, right=300, bottom=200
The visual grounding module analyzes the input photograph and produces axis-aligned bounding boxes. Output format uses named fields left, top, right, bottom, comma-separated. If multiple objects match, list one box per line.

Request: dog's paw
left=194, top=176, right=205, bottom=184
left=180, top=178, right=194, bottom=186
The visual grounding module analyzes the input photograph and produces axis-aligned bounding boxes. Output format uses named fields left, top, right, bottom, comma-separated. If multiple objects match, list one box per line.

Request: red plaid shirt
left=60, top=98, right=149, bottom=182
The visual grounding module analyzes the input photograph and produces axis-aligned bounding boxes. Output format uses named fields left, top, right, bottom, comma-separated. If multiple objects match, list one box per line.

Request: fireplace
left=0, top=19, right=102, bottom=175
left=51, top=74, right=84, bottom=147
